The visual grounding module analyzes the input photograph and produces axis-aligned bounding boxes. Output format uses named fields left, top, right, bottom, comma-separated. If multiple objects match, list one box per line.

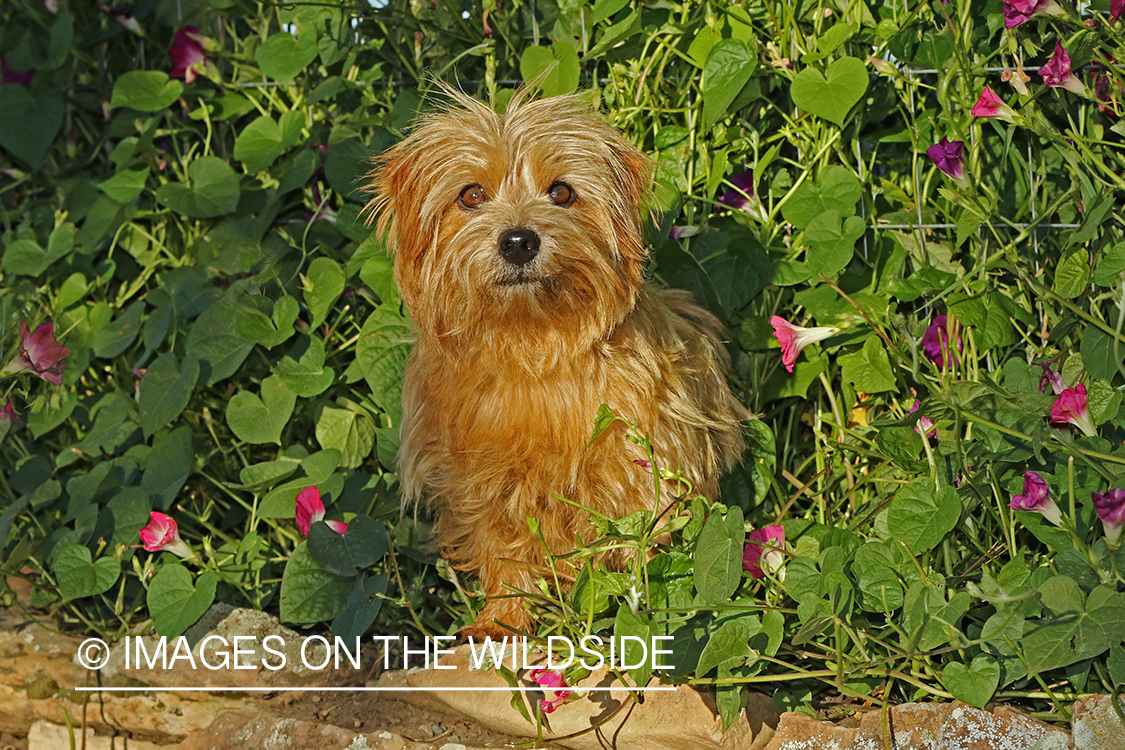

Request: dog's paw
left=455, top=621, right=512, bottom=643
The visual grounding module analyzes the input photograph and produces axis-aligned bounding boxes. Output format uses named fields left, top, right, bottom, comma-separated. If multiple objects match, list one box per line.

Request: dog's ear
left=603, top=134, right=655, bottom=278
left=364, top=142, right=433, bottom=306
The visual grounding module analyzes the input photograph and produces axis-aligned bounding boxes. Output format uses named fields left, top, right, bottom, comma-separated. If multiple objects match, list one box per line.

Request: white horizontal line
left=75, top=686, right=675, bottom=692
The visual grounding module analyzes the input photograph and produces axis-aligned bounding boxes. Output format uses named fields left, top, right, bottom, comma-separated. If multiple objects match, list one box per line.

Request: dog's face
left=367, top=92, right=653, bottom=345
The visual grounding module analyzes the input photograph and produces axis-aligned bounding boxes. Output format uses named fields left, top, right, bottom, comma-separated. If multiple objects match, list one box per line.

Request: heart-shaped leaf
left=314, top=405, right=375, bottom=469
left=520, top=40, right=580, bottom=97
left=276, top=335, right=335, bottom=397
left=332, top=574, right=389, bottom=642
left=155, top=155, right=241, bottom=218
left=226, top=375, right=297, bottom=445
left=304, top=257, right=346, bottom=329
left=307, top=515, right=388, bottom=577
left=55, top=545, right=121, bottom=602
left=805, top=211, right=865, bottom=279
left=0, top=85, right=65, bottom=170
left=780, top=165, right=862, bottom=230
left=355, top=306, right=411, bottom=424
left=943, top=655, right=999, bottom=708
left=233, top=111, right=304, bottom=173
left=280, top=543, right=354, bottom=625
left=257, top=32, right=319, bottom=82
left=790, top=57, right=869, bottom=127
left=110, top=71, right=184, bottom=112
left=148, top=564, right=217, bottom=639
left=702, top=39, right=758, bottom=129
left=138, top=353, right=201, bottom=439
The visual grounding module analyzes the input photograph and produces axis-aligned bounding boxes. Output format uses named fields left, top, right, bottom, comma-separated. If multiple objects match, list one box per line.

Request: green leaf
left=1088, top=379, right=1122, bottom=425
left=1053, top=249, right=1090, bottom=299
left=55, top=546, right=120, bottom=602
left=304, top=257, right=346, bottom=329
left=3, top=223, right=73, bottom=276
left=227, top=375, right=297, bottom=445
left=148, top=564, right=217, bottom=639
left=98, top=168, right=150, bottom=203
left=693, top=506, right=745, bottom=604
left=590, top=403, right=621, bottom=445
left=1092, top=242, right=1125, bottom=287
left=942, top=655, right=999, bottom=708
left=705, top=245, right=770, bottom=317
left=280, top=543, right=354, bottom=624
left=315, top=405, right=375, bottom=469
left=613, top=607, right=654, bottom=688
left=276, top=335, right=336, bottom=397
left=235, top=459, right=299, bottom=492
left=155, top=156, right=241, bottom=218
left=257, top=32, right=320, bottom=83
left=0, top=85, right=65, bottom=169
left=110, top=71, right=184, bottom=111
left=233, top=111, right=304, bottom=173
left=138, top=354, right=200, bottom=439
left=1081, top=325, right=1121, bottom=382
left=141, top=426, right=194, bottom=509
left=307, top=516, right=388, bottom=577
left=702, top=39, right=758, bottom=129
left=331, top=574, right=389, bottom=641
left=887, top=478, right=960, bottom=553
left=780, top=166, right=862, bottom=230
left=695, top=615, right=760, bottom=676
left=805, top=211, right=864, bottom=279
left=790, top=57, right=868, bottom=127
left=237, top=296, right=299, bottom=349
left=839, top=336, right=897, bottom=393
left=1023, top=581, right=1125, bottom=673
left=91, top=300, right=145, bottom=358
left=355, top=305, right=411, bottom=424
left=592, top=0, right=628, bottom=23
left=358, top=253, right=400, bottom=307
left=186, top=298, right=256, bottom=385
left=520, top=41, right=580, bottom=97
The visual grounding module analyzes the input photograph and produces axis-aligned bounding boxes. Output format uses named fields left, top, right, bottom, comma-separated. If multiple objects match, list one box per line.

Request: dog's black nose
left=498, top=228, right=540, bottom=267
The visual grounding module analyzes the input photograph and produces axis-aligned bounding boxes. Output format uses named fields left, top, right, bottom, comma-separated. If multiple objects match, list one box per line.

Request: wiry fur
left=366, top=89, right=747, bottom=635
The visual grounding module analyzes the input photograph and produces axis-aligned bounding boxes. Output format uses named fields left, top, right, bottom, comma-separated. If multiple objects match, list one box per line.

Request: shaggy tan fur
left=366, top=89, right=747, bottom=636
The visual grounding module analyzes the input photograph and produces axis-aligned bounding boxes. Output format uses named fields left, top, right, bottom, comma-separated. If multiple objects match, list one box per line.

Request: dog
left=366, top=88, right=747, bottom=637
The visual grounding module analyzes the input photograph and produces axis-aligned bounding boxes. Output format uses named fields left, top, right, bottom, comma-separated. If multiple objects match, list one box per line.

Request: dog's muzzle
left=498, top=228, right=540, bottom=267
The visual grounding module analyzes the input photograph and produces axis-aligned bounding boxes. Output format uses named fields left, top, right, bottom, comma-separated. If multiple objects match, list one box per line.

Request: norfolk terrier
left=366, top=89, right=747, bottom=637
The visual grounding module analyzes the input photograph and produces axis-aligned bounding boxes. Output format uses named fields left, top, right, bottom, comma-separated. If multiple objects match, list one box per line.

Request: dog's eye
left=548, top=182, right=575, bottom=207
left=459, top=184, right=488, bottom=210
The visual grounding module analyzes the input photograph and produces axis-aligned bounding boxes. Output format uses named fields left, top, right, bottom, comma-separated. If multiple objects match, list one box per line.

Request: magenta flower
left=169, top=26, right=208, bottom=84
left=770, top=316, right=838, bottom=373
left=669, top=225, right=698, bottom=241
left=1, top=59, right=35, bottom=86
left=529, top=668, right=571, bottom=713
left=1049, top=383, right=1097, bottom=437
left=922, top=316, right=961, bottom=369
left=109, top=4, right=142, bottom=35
left=0, top=398, right=19, bottom=443
left=1034, top=361, right=1065, bottom=395
left=925, top=137, right=968, bottom=187
left=295, top=486, right=348, bottom=536
left=305, top=184, right=338, bottom=223
left=743, top=525, right=785, bottom=579
left=1111, top=0, right=1124, bottom=22
left=908, top=400, right=938, bottom=441
left=1, top=321, right=71, bottom=386
left=1010, top=471, right=1063, bottom=526
left=1040, top=44, right=1086, bottom=96
left=1092, top=489, right=1125, bottom=547
left=1002, top=0, right=1064, bottom=28
left=719, top=171, right=755, bottom=211
left=138, top=512, right=195, bottom=558
left=970, top=86, right=1018, bottom=124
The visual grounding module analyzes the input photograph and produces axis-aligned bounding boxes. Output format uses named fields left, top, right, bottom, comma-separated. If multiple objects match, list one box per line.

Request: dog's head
left=365, top=89, right=653, bottom=345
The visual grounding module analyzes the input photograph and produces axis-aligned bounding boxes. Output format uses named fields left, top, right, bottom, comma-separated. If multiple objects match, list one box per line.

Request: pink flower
left=1010, top=471, right=1062, bottom=526
left=743, top=525, right=785, bottom=579
left=908, top=400, right=938, bottom=441
left=305, top=184, right=338, bottom=223
left=295, top=486, right=348, bottom=536
left=1040, top=44, right=1086, bottom=96
left=1002, top=0, right=1064, bottom=28
left=971, top=86, right=1018, bottom=123
left=0, top=398, right=19, bottom=443
left=1092, top=489, right=1125, bottom=546
left=1, top=59, right=35, bottom=86
left=1049, top=384, right=1097, bottom=438
left=169, top=27, right=208, bottom=84
left=1111, top=0, right=1124, bottom=22
left=922, top=316, right=961, bottom=369
left=1, top=321, right=71, bottom=386
left=770, top=316, right=838, bottom=373
left=925, top=137, right=968, bottom=186
left=138, top=512, right=195, bottom=558
left=529, top=668, right=571, bottom=713
left=109, top=4, right=142, bottom=35
left=1034, top=361, right=1065, bottom=395
left=669, top=225, right=698, bottom=241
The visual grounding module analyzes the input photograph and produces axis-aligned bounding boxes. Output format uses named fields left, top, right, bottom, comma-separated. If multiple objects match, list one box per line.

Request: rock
left=1072, top=694, right=1125, bottom=750
left=380, top=643, right=778, bottom=750
left=28, top=720, right=165, bottom=750
left=761, top=702, right=1070, bottom=750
